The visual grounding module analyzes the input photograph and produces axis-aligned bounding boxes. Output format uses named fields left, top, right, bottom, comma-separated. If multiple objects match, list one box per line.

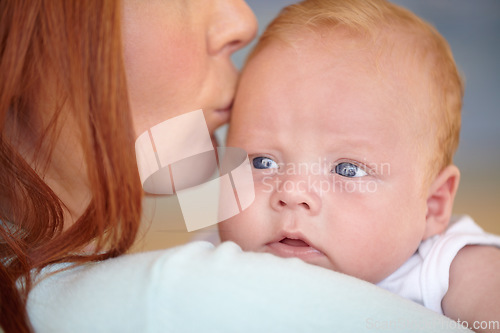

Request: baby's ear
left=424, top=165, right=460, bottom=239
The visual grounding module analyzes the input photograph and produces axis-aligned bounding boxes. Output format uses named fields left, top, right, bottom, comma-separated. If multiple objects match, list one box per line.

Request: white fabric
left=26, top=241, right=469, bottom=333
left=377, top=215, right=500, bottom=314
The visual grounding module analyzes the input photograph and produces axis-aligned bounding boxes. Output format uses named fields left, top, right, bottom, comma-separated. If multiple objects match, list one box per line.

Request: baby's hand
left=443, top=245, right=500, bottom=332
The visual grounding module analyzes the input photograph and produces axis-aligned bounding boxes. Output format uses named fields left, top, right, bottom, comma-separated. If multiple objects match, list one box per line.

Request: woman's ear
left=424, top=165, right=460, bottom=239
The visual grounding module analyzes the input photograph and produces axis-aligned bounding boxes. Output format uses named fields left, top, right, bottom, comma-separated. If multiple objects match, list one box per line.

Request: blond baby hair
left=250, top=0, right=464, bottom=179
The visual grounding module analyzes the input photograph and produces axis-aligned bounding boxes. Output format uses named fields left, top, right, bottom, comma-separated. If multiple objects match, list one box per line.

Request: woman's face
left=122, top=0, right=257, bottom=139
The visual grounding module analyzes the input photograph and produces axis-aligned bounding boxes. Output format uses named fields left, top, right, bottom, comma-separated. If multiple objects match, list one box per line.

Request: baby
left=218, top=0, right=500, bottom=329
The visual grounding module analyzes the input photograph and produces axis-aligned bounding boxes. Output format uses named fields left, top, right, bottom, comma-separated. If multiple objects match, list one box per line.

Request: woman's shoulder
left=28, top=241, right=469, bottom=333
left=27, top=241, right=217, bottom=332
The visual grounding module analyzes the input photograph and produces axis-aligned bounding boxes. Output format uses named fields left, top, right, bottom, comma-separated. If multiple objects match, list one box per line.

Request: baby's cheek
left=219, top=183, right=273, bottom=249
left=218, top=211, right=261, bottom=250
left=218, top=218, right=236, bottom=242
left=218, top=215, right=248, bottom=243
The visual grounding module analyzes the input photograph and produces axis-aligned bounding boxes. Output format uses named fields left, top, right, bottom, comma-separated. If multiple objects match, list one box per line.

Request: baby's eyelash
left=252, top=156, right=279, bottom=170
left=332, top=160, right=369, bottom=178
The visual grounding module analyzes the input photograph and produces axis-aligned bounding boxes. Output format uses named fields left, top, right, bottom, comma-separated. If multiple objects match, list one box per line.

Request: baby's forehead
left=294, top=26, right=429, bottom=77
left=268, top=28, right=434, bottom=112
left=242, top=29, right=439, bottom=164
left=246, top=28, right=435, bottom=125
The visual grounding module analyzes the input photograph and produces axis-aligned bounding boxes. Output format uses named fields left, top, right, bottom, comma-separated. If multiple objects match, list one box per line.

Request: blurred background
left=133, top=0, right=500, bottom=251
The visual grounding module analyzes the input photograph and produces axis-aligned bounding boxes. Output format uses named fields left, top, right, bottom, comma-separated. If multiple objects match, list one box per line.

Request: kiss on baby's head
left=218, top=0, right=463, bottom=284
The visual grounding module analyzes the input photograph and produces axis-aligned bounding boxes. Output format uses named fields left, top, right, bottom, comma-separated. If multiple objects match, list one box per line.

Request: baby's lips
left=266, top=237, right=323, bottom=259
left=279, top=238, right=310, bottom=247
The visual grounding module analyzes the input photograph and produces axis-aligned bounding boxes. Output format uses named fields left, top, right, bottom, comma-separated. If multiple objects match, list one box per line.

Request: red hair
left=0, top=1, right=143, bottom=331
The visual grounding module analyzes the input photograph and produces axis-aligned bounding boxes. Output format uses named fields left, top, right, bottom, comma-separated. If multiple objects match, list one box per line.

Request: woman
left=0, top=1, right=465, bottom=332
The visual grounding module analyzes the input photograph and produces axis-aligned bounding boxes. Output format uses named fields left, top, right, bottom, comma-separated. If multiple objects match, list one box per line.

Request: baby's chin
left=219, top=227, right=399, bottom=285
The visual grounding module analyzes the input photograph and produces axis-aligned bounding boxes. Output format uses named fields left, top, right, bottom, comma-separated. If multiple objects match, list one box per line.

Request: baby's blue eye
left=252, top=156, right=278, bottom=169
left=334, top=162, right=367, bottom=178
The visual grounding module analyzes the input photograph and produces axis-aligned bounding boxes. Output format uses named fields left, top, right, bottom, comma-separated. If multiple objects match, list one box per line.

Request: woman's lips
left=266, top=237, right=323, bottom=260
left=214, top=100, right=233, bottom=121
left=203, top=102, right=232, bottom=137
left=213, top=109, right=230, bottom=130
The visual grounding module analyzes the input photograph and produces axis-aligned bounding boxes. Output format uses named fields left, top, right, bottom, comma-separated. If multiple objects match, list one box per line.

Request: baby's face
left=219, top=33, right=433, bottom=283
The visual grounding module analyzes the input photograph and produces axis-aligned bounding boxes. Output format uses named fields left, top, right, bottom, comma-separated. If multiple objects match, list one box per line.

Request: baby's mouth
left=266, top=236, right=323, bottom=260
left=279, top=238, right=310, bottom=247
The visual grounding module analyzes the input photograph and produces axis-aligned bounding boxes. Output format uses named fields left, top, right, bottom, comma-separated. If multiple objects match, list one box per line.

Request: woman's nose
left=270, top=178, right=322, bottom=216
left=207, top=0, right=258, bottom=56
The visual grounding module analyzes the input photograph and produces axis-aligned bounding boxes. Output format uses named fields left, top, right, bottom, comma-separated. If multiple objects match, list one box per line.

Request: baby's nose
left=270, top=177, right=322, bottom=215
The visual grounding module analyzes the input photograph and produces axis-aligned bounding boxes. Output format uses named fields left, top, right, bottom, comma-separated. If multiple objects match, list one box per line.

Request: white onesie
left=377, top=215, right=500, bottom=314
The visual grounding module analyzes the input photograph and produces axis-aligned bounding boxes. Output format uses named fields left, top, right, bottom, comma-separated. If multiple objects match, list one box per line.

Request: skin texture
left=220, top=31, right=500, bottom=329
left=122, top=0, right=257, bottom=138
left=50, top=0, right=257, bottom=225
left=219, top=33, right=448, bottom=283
left=443, top=245, right=500, bottom=332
